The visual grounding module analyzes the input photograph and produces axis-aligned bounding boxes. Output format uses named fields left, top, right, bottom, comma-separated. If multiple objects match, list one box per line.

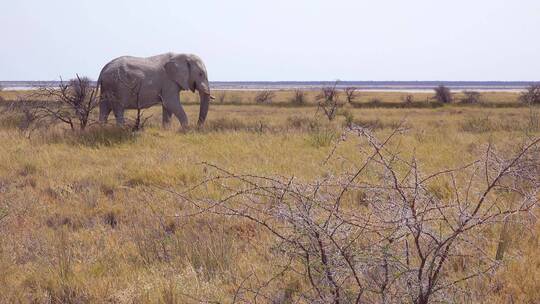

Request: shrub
left=519, top=84, right=540, bottom=104
left=308, top=128, right=336, bottom=148
left=433, top=85, right=453, bottom=103
left=340, top=109, right=354, bottom=127
left=344, top=87, right=358, bottom=103
left=461, top=91, right=482, bottom=104
left=191, top=128, right=540, bottom=303
left=29, top=75, right=99, bottom=130
left=254, top=90, right=276, bottom=104
left=316, top=81, right=342, bottom=121
left=290, top=89, right=306, bottom=105
left=402, top=94, right=414, bottom=104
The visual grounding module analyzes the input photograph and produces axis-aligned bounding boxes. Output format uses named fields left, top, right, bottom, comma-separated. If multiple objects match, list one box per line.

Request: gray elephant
left=97, top=52, right=212, bottom=128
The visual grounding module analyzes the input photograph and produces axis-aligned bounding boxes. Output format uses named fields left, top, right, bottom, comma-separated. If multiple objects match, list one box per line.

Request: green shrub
left=308, top=128, right=336, bottom=148
left=340, top=109, right=354, bottom=127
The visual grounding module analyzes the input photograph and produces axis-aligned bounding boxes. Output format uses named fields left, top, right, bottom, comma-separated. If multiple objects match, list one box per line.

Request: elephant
left=97, top=52, right=213, bottom=128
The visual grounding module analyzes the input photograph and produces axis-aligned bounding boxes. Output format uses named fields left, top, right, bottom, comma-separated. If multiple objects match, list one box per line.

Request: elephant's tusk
left=209, top=95, right=216, bottom=100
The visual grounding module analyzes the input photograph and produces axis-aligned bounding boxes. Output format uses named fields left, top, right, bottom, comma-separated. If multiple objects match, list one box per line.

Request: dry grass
left=0, top=89, right=538, bottom=303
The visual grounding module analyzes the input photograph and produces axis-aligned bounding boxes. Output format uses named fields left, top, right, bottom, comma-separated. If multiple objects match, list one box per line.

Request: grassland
left=0, top=89, right=539, bottom=303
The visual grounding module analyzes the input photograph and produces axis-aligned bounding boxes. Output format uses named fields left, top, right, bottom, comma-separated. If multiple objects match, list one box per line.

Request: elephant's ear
left=164, top=59, right=191, bottom=91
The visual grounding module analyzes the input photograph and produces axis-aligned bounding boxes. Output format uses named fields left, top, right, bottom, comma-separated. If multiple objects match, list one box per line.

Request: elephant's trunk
left=197, top=88, right=210, bottom=126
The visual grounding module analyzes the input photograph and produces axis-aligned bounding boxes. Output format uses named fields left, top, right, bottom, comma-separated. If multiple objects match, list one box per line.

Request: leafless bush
left=519, top=84, right=540, bottom=105
left=344, top=87, right=359, bottom=103
left=183, top=125, right=540, bottom=303
left=132, top=105, right=152, bottom=132
left=402, top=94, right=414, bottom=104
left=433, top=85, right=453, bottom=103
left=461, top=91, right=482, bottom=104
left=28, top=75, right=99, bottom=130
left=129, top=82, right=152, bottom=132
left=254, top=90, right=276, bottom=104
left=316, top=81, right=342, bottom=121
left=290, top=89, right=306, bottom=106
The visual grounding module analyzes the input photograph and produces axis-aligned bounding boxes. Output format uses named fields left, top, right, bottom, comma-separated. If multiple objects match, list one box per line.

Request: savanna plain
left=0, top=89, right=539, bottom=303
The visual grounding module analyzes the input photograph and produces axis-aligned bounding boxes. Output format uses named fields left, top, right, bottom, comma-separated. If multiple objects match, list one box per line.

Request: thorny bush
left=180, top=123, right=540, bottom=304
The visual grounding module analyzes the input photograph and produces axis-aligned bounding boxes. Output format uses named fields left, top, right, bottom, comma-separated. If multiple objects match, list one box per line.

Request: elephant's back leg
left=111, top=102, right=126, bottom=126
left=162, top=105, right=173, bottom=128
left=101, top=87, right=126, bottom=126
left=99, top=98, right=112, bottom=123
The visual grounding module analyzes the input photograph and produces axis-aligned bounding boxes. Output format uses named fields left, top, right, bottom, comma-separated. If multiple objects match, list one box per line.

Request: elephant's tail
left=96, top=74, right=102, bottom=93
left=95, top=71, right=105, bottom=104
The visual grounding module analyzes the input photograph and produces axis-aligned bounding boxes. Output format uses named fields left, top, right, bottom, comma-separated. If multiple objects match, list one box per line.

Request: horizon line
left=1, top=80, right=539, bottom=83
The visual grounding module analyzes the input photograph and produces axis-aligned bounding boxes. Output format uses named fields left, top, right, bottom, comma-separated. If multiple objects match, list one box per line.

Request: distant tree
left=316, top=81, right=341, bottom=121
left=401, top=94, right=414, bottom=104
left=519, top=84, right=540, bottom=105
left=433, top=85, right=453, bottom=103
left=254, top=90, right=276, bottom=104
left=344, top=87, right=359, bottom=103
left=290, top=89, right=306, bottom=105
left=460, top=91, right=482, bottom=104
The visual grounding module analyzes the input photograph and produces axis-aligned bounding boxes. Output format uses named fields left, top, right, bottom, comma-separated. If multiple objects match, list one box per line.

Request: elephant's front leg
left=162, top=91, right=188, bottom=129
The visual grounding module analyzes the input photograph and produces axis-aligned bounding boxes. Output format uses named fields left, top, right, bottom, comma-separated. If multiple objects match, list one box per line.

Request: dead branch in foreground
left=180, top=124, right=540, bottom=304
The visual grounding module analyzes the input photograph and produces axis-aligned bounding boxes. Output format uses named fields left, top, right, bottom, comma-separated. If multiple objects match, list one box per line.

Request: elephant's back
left=101, top=56, right=166, bottom=76
left=100, top=56, right=142, bottom=75
left=99, top=53, right=170, bottom=75
left=99, top=56, right=163, bottom=91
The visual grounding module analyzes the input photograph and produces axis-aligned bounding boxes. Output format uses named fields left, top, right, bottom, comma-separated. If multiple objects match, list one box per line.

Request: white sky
left=1, top=0, right=539, bottom=81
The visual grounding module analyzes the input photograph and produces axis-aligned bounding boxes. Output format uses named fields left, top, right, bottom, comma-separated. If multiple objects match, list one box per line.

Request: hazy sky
left=1, top=0, right=539, bottom=81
